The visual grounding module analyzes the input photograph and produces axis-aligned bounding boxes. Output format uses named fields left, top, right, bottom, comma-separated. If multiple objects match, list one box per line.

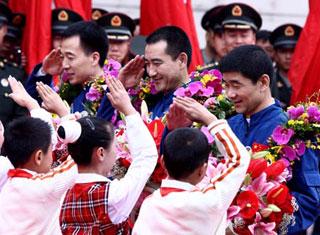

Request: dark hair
left=256, top=30, right=271, bottom=41
left=2, top=117, right=51, bottom=168
left=163, top=128, right=210, bottom=180
left=146, top=26, right=192, bottom=67
left=62, top=21, right=108, bottom=67
left=67, top=117, right=114, bottom=166
left=219, top=45, right=274, bottom=83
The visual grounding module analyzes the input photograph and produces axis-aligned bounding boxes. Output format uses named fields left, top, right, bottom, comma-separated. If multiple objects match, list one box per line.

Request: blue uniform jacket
left=228, top=100, right=320, bottom=233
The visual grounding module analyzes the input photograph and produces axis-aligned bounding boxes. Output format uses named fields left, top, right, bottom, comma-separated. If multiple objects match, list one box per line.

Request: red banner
left=140, top=0, right=203, bottom=72
left=54, top=0, right=92, bottom=20
left=289, top=0, right=320, bottom=103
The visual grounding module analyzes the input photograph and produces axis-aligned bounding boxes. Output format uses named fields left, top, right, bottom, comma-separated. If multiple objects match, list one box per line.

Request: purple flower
left=104, top=59, right=121, bottom=78
left=281, top=146, right=298, bottom=161
left=86, top=87, right=102, bottom=101
left=271, top=126, right=294, bottom=145
left=307, top=105, right=320, bottom=122
left=188, top=81, right=203, bottom=95
left=198, top=86, right=214, bottom=97
left=61, top=72, right=69, bottom=82
left=294, top=139, right=306, bottom=156
left=174, top=87, right=187, bottom=97
left=248, top=213, right=277, bottom=235
left=150, top=82, right=157, bottom=94
left=287, top=106, right=304, bottom=120
left=210, top=69, right=223, bottom=80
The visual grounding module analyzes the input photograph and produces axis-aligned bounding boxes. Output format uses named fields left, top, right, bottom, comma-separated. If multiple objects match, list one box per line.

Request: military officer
left=97, top=12, right=135, bottom=66
left=0, top=3, right=27, bottom=127
left=270, top=24, right=302, bottom=108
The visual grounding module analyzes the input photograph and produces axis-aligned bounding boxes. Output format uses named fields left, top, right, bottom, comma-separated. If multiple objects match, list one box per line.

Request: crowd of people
left=0, top=1, right=319, bottom=234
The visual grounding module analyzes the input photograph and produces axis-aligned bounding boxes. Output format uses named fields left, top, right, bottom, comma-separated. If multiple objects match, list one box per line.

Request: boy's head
left=58, top=117, right=115, bottom=176
left=163, top=128, right=210, bottom=184
left=2, top=117, right=52, bottom=173
left=220, top=45, right=274, bottom=116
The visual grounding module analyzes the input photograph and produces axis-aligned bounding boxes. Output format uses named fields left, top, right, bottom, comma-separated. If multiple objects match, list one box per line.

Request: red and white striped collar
left=160, top=179, right=198, bottom=196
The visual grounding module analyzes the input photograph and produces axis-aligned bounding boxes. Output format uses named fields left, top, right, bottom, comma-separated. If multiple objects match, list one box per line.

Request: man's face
left=223, top=72, right=265, bottom=116
left=61, top=35, right=94, bottom=85
left=223, top=28, right=256, bottom=53
left=107, top=39, right=130, bottom=64
left=0, top=24, right=8, bottom=47
left=144, top=40, right=183, bottom=93
left=274, top=47, right=295, bottom=72
left=256, top=39, right=274, bottom=60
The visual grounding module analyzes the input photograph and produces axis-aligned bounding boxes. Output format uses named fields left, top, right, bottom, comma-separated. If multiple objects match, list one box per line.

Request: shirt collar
left=161, top=179, right=198, bottom=191
left=76, top=173, right=111, bottom=183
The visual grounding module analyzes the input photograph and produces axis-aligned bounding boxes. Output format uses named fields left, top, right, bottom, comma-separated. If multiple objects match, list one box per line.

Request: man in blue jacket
left=220, top=44, right=320, bottom=234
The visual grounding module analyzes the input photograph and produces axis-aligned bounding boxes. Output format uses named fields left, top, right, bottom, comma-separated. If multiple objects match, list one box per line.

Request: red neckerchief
left=7, top=169, right=33, bottom=178
left=160, top=187, right=186, bottom=197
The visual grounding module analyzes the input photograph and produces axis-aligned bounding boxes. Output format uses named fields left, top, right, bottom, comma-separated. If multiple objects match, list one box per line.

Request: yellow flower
left=265, top=153, right=276, bottom=163
left=217, top=94, right=224, bottom=101
left=200, top=74, right=213, bottom=85
left=142, top=86, right=150, bottom=94
left=288, top=120, right=295, bottom=126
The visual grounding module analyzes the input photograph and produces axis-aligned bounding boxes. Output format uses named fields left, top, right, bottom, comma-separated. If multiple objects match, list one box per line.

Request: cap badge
left=13, top=15, right=22, bottom=25
left=92, top=10, right=102, bottom=20
left=284, top=26, right=295, bottom=36
left=232, top=5, right=242, bottom=17
left=111, top=15, right=121, bottom=27
left=58, top=10, right=69, bottom=21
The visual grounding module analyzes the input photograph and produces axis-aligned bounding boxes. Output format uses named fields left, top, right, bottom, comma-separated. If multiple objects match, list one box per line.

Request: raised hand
left=173, top=96, right=217, bottom=126
left=118, top=55, right=145, bottom=89
left=36, top=82, right=70, bottom=117
left=42, top=48, right=64, bottom=76
left=166, top=103, right=192, bottom=131
left=8, top=76, right=40, bottom=111
left=106, top=77, right=136, bottom=116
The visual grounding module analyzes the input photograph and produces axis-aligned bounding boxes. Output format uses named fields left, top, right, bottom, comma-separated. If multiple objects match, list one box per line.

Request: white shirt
left=132, top=120, right=250, bottom=235
left=0, top=158, right=77, bottom=235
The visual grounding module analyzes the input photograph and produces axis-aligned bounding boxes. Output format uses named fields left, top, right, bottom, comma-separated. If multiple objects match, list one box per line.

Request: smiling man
left=144, top=26, right=191, bottom=119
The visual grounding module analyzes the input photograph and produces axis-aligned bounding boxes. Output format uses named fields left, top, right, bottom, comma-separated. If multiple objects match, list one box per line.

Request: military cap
left=91, top=8, right=108, bottom=21
left=52, top=8, right=83, bottom=36
left=270, top=24, right=302, bottom=49
left=96, top=12, right=135, bottom=41
left=0, top=2, right=11, bottom=25
left=201, top=5, right=224, bottom=32
left=256, top=29, right=271, bottom=41
left=219, top=3, right=262, bottom=31
left=6, top=13, right=25, bottom=41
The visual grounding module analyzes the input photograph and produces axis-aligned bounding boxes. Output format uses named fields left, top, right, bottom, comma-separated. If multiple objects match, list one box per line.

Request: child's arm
left=173, top=96, right=250, bottom=209
left=106, top=77, right=158, bottom=224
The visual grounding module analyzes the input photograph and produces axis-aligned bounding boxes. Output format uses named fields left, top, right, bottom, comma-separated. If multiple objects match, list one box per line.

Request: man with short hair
left=219, top=3, right=262, bottom=53
left=270, top=24, right=302, bottom=108
left=221, top=45, right=320, bottom=235
left=256, top=29, right=274, bottom=61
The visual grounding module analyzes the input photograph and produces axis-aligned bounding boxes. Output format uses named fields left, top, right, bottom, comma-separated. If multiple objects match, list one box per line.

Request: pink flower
left=188, top=81, right=203, bottom=95
left=104, top=59, right=121, bottom=78
left=287, top=106, right=304, bottom=120
left=86, top=87, right=102, bottom=101
left=174, top=87, right=187, bottom=97
left=204, top=97, right=217, bottom=108
left=248, top=213, right=277, bottom=235
left=307, top=105, right=320, bottom=122
left=227, top=205, right=241, bottom=222
left=271, top=126, right=294, bottom=145
left=246, top=173, right=276, bottom=197
left=281, top=146, right=298, bottom=161
left=294, top=139, right=306, bottom=156
left=61, top=72, right=69, bottom=82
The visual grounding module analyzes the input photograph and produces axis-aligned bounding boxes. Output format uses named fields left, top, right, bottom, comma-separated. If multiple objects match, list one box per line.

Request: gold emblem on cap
left=13, top=15, right=22, bottom=25
left=284, top=26, right=295, bottom=36
left=92, top=10, right=102, bottom=20
left=58, top=10, right=69, bottom=21
left=232, top=5, right=242, bottom=17
left=111, top=15, right=121, bottom=27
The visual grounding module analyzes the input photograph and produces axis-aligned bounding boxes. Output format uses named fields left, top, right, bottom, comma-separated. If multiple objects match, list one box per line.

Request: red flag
left=9, top=0, right=52, bottom=74
left=289, top=0, right=320, bottom=103
left=140, top=0, right=203, bottom=72
left=54, top=0, right=92, bottom=20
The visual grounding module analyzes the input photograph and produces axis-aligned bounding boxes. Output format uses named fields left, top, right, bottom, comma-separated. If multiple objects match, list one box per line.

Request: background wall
left=92, top=0, right=309, bottom=48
